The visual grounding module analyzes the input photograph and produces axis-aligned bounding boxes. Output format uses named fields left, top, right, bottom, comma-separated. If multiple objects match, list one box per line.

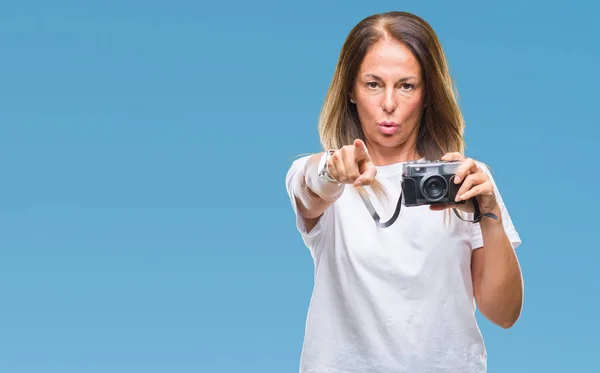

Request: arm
left=293, top=140, right=377, bottom=233
left=471, top=211, right=524, bottom=328
left=437, top=152, right=523, bottom=329
left=294, top=153, right=344, bottom=233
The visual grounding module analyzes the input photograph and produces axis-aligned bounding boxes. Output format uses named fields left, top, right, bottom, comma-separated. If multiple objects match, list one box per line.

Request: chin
left=377, top=134, right=406, bottom=147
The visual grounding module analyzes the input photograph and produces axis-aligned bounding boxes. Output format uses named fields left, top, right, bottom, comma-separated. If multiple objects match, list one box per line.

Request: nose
left=381, top=88, right=397, bottom=113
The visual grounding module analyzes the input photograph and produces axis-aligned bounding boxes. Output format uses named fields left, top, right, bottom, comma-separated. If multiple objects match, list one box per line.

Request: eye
left=366, top=82, right=381, bottom=89
left=400, top=83, right=414, bottom=91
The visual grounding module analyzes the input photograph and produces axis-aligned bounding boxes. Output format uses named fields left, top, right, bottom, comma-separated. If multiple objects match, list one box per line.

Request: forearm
left=295, top=153, right=344, bottom=220
left=477, top=210, right=524, bottom=328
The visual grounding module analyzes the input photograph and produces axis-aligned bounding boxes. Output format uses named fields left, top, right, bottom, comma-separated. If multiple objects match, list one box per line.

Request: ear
left=348, top=92, right=356, bottom=104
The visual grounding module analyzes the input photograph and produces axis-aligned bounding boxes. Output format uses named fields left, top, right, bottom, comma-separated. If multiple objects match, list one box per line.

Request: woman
left=285, top=11, right=523, bottom=373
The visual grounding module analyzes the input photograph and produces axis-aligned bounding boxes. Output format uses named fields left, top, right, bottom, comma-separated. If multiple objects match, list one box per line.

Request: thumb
left=353, top=138, right=370, bottom=162
left=354, top=162, right=377, bottom=187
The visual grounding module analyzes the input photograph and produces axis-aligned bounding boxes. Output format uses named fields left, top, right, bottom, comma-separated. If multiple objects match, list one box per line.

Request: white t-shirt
left=285, top=155, right=521, bottom=373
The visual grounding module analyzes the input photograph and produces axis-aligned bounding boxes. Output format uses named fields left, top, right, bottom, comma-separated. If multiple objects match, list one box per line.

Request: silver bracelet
left=317, top=149, right=338, bottom=183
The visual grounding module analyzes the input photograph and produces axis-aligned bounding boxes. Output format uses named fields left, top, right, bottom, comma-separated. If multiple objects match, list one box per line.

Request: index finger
left=353, top=139, right=370, bottom=162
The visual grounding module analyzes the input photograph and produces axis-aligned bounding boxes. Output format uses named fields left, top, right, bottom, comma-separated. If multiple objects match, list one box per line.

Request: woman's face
left=351, top=37, right=426, bottom=163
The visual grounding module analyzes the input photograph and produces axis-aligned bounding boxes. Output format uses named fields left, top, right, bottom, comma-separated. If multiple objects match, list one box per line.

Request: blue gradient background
left=1, top=1, right=597, bottom=372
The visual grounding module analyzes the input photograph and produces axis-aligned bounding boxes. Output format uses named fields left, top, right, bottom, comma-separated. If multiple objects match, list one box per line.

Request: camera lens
left=420, top=175, right=448, bottom=201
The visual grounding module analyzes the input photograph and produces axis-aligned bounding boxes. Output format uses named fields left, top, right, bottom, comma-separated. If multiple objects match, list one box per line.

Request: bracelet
left=318, top=149, right=338, bottom=183
left=305, top=151, right=344, bottom=201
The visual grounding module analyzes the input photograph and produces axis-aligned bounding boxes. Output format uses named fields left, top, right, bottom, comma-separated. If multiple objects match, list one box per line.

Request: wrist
left=317, top=149, right=338, bottom=183
left=305, top=153, right=344, bottom=201
left=480, top=205, right=503, bottom=227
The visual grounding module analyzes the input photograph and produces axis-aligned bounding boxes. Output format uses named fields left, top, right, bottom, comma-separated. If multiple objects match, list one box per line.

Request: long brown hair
left=318, top=11, right=466, bottom=161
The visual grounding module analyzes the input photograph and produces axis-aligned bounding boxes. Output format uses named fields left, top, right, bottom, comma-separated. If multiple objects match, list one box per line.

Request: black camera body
left=401, top=160, right=465, bottom=206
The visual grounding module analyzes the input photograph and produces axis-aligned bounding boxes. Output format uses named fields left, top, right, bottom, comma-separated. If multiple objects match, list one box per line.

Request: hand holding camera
left=424, top=152, right=499, bottom=217
left=364, top=152, right=501, bottom=228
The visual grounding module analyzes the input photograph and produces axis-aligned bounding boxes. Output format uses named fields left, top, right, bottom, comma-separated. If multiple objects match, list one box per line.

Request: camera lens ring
left=419, top=174, right=448, bottom=202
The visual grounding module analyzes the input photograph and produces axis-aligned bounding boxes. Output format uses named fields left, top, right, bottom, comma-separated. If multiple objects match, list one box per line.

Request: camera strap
left=357, top=188, right=498, bottom=228
left=357, top=188, right=402, bottom=228
left=453, top=198, right=499, bottom=223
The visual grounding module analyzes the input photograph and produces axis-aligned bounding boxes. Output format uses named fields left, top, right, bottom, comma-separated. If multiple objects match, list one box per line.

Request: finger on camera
left=454, top=158, right=477, bottom=184
left=457, top=184, right=487, bottom=202
left=455, top=173, right=485, bottom=201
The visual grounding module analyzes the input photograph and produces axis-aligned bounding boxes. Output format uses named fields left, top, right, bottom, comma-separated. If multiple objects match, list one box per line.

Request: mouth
left=378, top=121, right=400, bottom=135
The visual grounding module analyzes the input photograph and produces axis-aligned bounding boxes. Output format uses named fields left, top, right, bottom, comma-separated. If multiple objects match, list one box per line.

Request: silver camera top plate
left=402, top=160, right=462, bottom=177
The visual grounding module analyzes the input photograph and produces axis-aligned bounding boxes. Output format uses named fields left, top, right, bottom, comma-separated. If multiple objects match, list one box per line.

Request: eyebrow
left=363, top=73, right=419, bottom=81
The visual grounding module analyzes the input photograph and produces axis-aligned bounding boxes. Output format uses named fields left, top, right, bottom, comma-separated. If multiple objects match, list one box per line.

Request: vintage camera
left=401, top=160, right=465, bottom=206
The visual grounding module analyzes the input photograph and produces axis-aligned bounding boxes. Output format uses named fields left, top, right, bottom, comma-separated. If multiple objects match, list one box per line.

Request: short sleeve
left=285, top=155, right=335, bottom=254
left=469, top=162, right=522, bottom=250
